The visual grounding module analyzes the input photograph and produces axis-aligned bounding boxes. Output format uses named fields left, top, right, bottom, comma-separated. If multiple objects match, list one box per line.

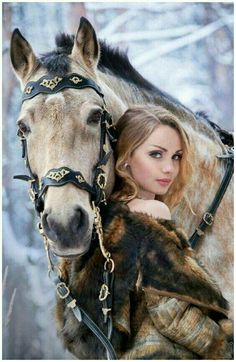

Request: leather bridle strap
left=49, top=270, right=117, bottom=360
left=22, top=73, right=104, bottom=102
left=190, top=147, right=234, bottom=248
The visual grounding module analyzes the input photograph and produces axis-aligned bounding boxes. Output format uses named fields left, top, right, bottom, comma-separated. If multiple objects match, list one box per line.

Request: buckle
left=56, top=282, right=70, bottom=299
left=203, top=212, right=214, bottom=226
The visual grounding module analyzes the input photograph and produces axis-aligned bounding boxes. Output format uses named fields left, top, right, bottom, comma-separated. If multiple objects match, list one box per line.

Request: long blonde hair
left=111, top=105, right=193, bottom=208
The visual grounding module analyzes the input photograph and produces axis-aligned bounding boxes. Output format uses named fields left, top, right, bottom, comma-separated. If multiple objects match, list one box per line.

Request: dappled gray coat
left=56, top=201, right=233, bottom=359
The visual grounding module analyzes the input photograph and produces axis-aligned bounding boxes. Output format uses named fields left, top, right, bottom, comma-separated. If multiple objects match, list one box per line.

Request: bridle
left=14, top=72, right=118, bottom=359
left=15, top=73, right=117, bottom=214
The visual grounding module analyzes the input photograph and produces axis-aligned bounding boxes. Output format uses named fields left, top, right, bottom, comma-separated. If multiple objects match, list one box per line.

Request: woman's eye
left=149, top=151, right=162, bottom=158
left=17, top=120, right=31, bottom=137
left=173, top=154, right=182, bottom=161
left=87, top=111, right=102, bottom=125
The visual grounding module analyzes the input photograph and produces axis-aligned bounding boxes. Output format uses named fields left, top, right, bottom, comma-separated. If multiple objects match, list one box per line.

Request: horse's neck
left=172, top=128, right=229, bottom=236
left=98, top=71, right=196, bottom=123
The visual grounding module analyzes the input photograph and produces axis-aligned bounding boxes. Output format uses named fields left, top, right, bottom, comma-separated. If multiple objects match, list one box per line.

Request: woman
left=111, top=104, right=192, bottom=216
left=56, top=106, right=233, bottom=359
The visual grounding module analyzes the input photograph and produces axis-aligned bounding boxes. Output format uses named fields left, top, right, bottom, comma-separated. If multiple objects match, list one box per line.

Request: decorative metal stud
left=76, top=175, right=85, bottom=183
left=97, top=173, right=107, bottom=189
left=46, top=169, right=70, bottom=182
left=25, top=86, right=33, bottom=94
left=70, top=76, right=83, bottom=84
left=40, top=76, right=62, bottom=90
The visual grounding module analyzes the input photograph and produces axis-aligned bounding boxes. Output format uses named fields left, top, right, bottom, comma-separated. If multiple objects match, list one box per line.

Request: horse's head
left=10, top=18, right=116, bottom=257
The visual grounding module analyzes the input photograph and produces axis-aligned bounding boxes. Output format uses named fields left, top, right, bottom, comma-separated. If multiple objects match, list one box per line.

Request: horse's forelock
left=39, top=52, right=71, bottom=76
left=55, top=33, right=74, bottom=53
left=39, top=33, right=74, bottom=76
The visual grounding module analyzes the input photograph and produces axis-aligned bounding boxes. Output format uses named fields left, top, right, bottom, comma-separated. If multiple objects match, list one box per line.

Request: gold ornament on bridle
left=46, top=169, right=70, bottom=182
left=40, top=76, right=62, bottom=90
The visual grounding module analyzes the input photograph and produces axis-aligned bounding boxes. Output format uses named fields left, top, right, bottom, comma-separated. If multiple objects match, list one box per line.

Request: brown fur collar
left=101, top=201, right=229, bottom=318
left=56, top=201, right=229, bottom=359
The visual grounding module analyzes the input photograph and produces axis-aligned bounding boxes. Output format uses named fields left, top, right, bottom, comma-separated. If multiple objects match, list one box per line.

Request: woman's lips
left=156, top=179, right=172, bottom=187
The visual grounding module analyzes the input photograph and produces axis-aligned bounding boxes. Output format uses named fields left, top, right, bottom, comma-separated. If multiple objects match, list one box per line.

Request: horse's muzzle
left=41, top=206, right=91, bottom=255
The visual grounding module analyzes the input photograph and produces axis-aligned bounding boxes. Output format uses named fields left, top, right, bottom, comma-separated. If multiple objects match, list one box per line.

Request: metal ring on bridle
left=104, top=259, right=115, bottom=273
left=203, top=212, right=214, bottom=226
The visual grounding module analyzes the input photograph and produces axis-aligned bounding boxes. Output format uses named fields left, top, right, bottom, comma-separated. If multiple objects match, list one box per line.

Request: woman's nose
left=162, top=160, right=174, bottom=173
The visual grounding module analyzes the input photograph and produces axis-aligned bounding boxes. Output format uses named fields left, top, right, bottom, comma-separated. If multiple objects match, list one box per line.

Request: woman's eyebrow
left=150, top=145, right=167, bottom=151
left=150, top=145, right=183, bottom=153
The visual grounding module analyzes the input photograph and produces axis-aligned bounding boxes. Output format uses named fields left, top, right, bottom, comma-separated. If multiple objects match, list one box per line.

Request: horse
left=10, top=16, right=233, bottom=353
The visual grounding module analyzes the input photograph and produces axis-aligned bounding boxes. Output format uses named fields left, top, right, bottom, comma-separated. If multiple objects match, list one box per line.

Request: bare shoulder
left=127, top=199, right=171, bottom=220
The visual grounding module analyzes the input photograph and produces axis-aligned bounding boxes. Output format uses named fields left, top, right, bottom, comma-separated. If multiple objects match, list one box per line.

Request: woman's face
left=128, top=125, right=183, bottom=199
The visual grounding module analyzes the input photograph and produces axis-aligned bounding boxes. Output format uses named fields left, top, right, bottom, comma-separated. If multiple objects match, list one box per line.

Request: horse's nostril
left=42, top=212, right=49, bottom=231
left=41, top=211, right=58, bottom=241
left=71, top=207, right=85, bottom=234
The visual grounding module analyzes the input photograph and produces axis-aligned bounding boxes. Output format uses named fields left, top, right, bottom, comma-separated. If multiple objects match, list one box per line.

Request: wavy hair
left=111, top=105, right=193, bottom=208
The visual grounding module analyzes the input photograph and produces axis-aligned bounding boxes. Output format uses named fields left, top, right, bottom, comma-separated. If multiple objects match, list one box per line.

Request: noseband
left=14, top=73, right=117, bottom=213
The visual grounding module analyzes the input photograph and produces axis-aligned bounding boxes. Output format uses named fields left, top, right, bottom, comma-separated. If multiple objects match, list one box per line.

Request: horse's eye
left=17, top=120, right=31, bottom=137
left=87, top=110, right=102, bottom=125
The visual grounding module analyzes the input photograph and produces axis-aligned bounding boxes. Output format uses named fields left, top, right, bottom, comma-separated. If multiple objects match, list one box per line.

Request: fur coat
left=56, top=201, right=233, bottom=359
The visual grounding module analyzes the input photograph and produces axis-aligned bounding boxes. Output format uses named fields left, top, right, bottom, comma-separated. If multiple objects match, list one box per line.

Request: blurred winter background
left=2, top=2, right=233, bottom=359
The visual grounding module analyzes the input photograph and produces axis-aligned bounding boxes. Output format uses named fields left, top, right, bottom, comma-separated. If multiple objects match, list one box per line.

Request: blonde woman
left=112, top=105, right=192, bottom=216
left=57, top=106, right=232, bottom=359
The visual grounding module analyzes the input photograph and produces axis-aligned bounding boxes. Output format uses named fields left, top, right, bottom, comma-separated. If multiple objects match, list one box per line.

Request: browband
left=22, top=73, right=104, bottom=102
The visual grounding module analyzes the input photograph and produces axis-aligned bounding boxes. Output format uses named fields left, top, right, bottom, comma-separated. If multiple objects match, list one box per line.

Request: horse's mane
left=39, top=33, right=230, bottom=147
left=39, top=33, right=178, bottom=102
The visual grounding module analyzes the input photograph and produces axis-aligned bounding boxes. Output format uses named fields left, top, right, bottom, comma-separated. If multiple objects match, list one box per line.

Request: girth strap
left=190, top=148, right=234, bottom=248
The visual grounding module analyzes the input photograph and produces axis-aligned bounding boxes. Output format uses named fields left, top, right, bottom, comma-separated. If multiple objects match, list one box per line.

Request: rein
left=190, top=146, right=234, bottom=248
left=14, top=72, right=118, bottom=360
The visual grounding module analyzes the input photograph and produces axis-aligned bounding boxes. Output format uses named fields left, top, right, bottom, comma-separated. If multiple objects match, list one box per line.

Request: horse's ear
left=71, top=17, right=100, bottom=70
left=10, top=29, right=38, bottom=85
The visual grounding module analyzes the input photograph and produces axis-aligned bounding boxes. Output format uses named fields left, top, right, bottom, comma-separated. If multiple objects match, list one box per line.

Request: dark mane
left=39, top=32, right=157, bottom=94
left=196, top=111, right=234, bottom=146
left=39, top=33, right=74, bottom=76
left=39, top=33, right=180, bottom=104
left=98, top=41, right=157, bottom=93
